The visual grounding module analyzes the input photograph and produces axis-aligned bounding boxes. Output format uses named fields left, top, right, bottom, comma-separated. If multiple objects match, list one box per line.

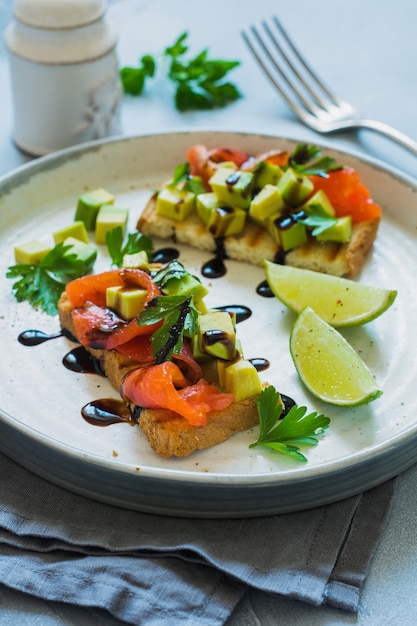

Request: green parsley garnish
left=6, top=242, right=96, bottom=315
left=250, top=386, right=330, bottom=461
left=105, top=226, right=153, bottom=268
left=137, top=294, right=198, bottom=364
left=289, top=143, right=341, bottom=177
left=120, top=31, right=242, bottom=112
left=297, top=203, right=338, bottom=236
left=168, top=162, right=207, bottom=195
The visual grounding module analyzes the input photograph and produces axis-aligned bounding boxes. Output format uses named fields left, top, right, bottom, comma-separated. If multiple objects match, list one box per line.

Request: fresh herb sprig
left=250, top=386, right=330, bottom=461
left=289, top=143, right=341, bottom=177
left=105, top=226, right=153, bottom=268
left=137, top=294, right=198, bottom=363
left=168, top=162, right=207, bottom=194
left=297, top=204, right=338, bottom=236
left=120, top=31, right=242, bottom=112
left=6, top=242, right=95, bottom=315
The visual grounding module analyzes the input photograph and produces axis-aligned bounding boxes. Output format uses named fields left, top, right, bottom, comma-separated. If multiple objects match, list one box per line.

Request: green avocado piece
left=207, top=206, right=246, bottom=238
left=53, top=221, right=89, bottom=244
left=75, top=188, right=115, bottom=231
left=106, top=286, right=148, bottom=320
left=14, top=240, right=51, bottom=265
left=277, top=168, right=314, bottom=206
left=162, top=272, right=209, bottom=303
left=267, top=213, right=308, bottom=250
left=197, top=310, right=236, bottom=361
left=95, top=206, right=129, bottom=244
left=224, top=359, right=263, bottom=402
left=249, top=184, right=285, bottom=223
left=301, top=189, right=335, bottom=217
left=63, top=236, right=97, bottom=272
left=316, top=215, right=353, bottom=243
left=156, top=187, right=196, bottom=221
left=196, top=192, right=218, bottom=224
left=253, top=161, right=283, bottom=188
left=209, top=167, right=254, bottom=210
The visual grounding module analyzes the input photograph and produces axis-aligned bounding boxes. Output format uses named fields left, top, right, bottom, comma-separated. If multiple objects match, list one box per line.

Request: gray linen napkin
left=0, top=450, right=395, bottom=625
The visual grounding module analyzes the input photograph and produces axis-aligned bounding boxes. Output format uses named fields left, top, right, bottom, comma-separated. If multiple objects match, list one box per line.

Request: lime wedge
left=290, top=307, right=382, bottom=406
left=264, top=260, right=397, bottom=327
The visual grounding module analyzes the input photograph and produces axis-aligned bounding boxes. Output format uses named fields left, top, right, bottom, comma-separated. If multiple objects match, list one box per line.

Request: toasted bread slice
left=58, top=292, right=259, bottom=458
left=137, top=193, right=379, bottom=277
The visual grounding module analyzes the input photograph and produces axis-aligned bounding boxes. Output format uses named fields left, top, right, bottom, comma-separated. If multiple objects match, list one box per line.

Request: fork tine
left=270, top=17, right=339, bottom=106
left=242, top=17, right=340, bottom=120
left=241, top=27, right=308, bottom=119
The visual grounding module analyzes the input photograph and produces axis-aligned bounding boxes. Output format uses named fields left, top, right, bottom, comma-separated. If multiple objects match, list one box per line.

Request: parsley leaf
left=105, top=226, right=153, bottom=268
left=120, top=32, right=242, bottom=112
left=119, top=54, right=155, bottom=96
left=297, top=204, right=338, bottom=236
left=168, top=162, right=207, bottom=195
left=250, top=386, right=330, bottom=461
left=289, top=143, right=341, bottom=177
left=137, top=294, right=198, bottom=363
left=7, top=242, right=95, bottom=315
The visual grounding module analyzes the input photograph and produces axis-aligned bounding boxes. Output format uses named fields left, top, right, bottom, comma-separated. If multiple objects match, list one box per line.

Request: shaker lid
left=13, top=0, right=107, bottom=29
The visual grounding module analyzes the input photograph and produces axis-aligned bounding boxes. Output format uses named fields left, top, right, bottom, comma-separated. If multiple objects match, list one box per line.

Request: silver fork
left=242, top=17, right=417, bottom=156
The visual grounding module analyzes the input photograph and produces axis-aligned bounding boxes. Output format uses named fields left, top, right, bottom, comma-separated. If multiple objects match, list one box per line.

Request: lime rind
left=290, top=306, right=382, bottom=407
left=264, top=260, right=397, bottom=327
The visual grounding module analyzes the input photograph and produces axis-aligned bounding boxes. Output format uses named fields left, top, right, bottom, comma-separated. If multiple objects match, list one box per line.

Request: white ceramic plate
left=1, top=130, right=416, bottom=518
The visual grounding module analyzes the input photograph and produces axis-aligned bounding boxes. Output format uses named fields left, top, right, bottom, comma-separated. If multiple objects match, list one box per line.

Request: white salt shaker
left=4, top=0, right=122, bottom=156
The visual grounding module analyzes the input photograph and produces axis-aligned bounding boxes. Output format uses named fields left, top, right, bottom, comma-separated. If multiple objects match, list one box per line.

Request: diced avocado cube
left=253, top=161, right=283, bottom=188
left=224, top=359, right=263, bottom=402
left=196, top=192, right=218, bottom=224
left=209, top=167, right=254, bottom=210
left=266, top=213, right=308, bottom=250
left=207, top=206, right=246, bottom=238
left=53, top=221, right=89, bottom=244
left=217, top=338, right=243, bottom=388
left=301, top=190, right=335, bottom=217
left=14, top=240, right=51, bottom=265
left=95, top=206, right=128, bottom=244
left=200, top=358, right=220, bottom=385
left=75, top=187, right=115, bottom=231
left=156, top=187, right=195, bottom=222
left=280, top=221, right=308, bottom=251
left=277, top=168, right=314, bottom=206
left=316, top=215, right=352, bottom=243
left=162, top=272, right=209, bottom=302
left=122, top=250, right=149, bottom=269
left=106, top=286, right=147, bottom=320
left=197, top=310, right=236, bottom=361
left=249, top=184, right=285, bottom=223
left=63, top=236, right=97, bottom=272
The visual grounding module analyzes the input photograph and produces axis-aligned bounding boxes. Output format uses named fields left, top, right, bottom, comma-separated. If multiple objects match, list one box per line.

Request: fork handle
left=339, top=119, right=417, bottom=157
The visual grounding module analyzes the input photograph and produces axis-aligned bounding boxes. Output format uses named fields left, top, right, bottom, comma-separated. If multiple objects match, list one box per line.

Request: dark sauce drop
left=18, top=328, right=75, bottom=346
left=63, top=347, right=105, bottom=375
left=256, top=280, right=274, bottom=298
left=202, top=238, right=227, bottom=279
left=81, top=398, right=133, bottom=427
left=215, top=304, right=252, bottom=323
left=249, top=357, right=270, bottom=372
left=152, top=247, right=179, bottom=264
left=280, top=393, right=297, bottom=418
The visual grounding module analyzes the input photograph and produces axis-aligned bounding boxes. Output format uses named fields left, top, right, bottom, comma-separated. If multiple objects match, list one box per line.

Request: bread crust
left=58, top=292, right=259, bottom=458
left=137, top=193, right=379, bottom=277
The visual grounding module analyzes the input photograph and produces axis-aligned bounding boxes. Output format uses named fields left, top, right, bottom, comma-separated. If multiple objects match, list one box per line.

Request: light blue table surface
left=0, top=0, right=416, bottom=624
